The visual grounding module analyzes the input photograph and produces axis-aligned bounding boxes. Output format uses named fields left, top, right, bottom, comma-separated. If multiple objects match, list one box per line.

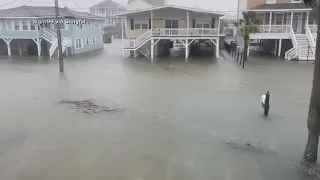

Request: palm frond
left=303, top=0, right=318, bottom=8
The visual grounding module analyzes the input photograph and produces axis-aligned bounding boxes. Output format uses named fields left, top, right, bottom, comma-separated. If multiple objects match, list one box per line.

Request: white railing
left=305, top=24, right=316, bottom=55
left=290, top=26, right=298, bottom=46
left=134, top=29, right=151, bottom=47
left=309, top=24, right=317, bottom=34
left=40, top=27, right=57, bottom=43
left=151, top=28, right=218, bottom=37
left=49, top=38, right=57, bottom=58
left=62, top=37, right=72, bottom=53
left=285, top=46, right=299, bottom=60
left=257, top=25, right=291, bottom=33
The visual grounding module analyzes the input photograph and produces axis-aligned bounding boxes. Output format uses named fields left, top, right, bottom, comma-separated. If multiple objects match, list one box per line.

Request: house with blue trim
left=0, top=6, right=104, bottom=58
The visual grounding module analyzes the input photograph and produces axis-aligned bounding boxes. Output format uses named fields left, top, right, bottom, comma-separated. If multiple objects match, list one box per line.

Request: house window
left=134, top=20, right=148, bottom=29
left=203, top=24, right=210, bottom=28
left=98, top=36, right=101, bottom=43
left=256, top=13, right=265, bottom=25
left=86, top=38, right=90, bottom=45
left=266, top=0, right=275, bottom=3
left=6, top=20, right=13, bottom=30
left=22, top=20, right=28, bottom=30
left=92, top=37, right=96, bottom=44
left=75, top=38, right=83, bottom=49
left=274, top=13, right=283, bottom=25
left=14, top=20, right=20, bottom=30
left=196, top=24, right=202, bottom=28
left=30, top=20, right=36, bottom=30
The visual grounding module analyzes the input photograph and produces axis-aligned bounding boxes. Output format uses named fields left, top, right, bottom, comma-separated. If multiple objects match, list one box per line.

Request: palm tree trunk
left=303, top=4, right=320, bottom=163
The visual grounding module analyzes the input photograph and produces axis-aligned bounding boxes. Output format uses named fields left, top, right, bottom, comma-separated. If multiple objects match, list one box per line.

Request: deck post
left=278, top=39, right=282, bottom=57
left=290, top=12, right=293, bottom=27
left=269, top=12, right=272, bottom=33
left=306, top=12, right=309, bottom=28
left=187, top=11, right=189, bottom=36
left=3, top=38, right=12, bottom=56
left=274, top=39, right=277, bottom=56
left=37, top=38, right=41, bottom=57
left=216, top=38, right=219, bottom=58
left=185, top=39, right=189, bottom=60
left=151, top=38, right=154, bottom=61
left=18, top=42, right=22, bottom=55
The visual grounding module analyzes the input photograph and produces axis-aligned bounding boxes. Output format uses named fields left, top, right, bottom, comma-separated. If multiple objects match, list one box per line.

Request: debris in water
left=58, top=99, right=125, bottom=115
left=224, top=140, right=277, bottom=154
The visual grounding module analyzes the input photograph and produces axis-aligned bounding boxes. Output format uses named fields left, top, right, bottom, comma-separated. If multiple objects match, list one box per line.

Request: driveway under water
left=0, top=39, right=315, bottom=180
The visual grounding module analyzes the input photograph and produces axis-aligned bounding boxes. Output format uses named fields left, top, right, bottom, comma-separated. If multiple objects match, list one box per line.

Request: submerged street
left=0, top=39, right=315, bottom=180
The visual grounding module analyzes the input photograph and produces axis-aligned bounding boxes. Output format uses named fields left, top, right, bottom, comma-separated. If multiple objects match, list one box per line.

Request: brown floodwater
left=0, top=39, right=315, bottom=180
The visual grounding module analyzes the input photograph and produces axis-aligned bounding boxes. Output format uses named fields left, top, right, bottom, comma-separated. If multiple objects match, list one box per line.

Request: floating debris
left=58, top=99, right=125, bottom=115
left=224, top=140, right=277, bottom=154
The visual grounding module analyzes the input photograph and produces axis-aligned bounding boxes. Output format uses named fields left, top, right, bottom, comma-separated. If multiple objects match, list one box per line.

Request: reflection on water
left=0, top=39, right=315, bottom=180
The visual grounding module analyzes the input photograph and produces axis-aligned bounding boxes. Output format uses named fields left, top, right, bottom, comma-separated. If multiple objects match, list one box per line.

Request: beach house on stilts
left=115, top=5, right=225, bottom=61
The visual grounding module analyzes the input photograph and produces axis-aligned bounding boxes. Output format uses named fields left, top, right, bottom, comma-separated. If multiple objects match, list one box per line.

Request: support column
left=269, top=12, right=272, bottom=33
left=3, top=38, right=12, bottom=56
left=187, top=11, right=189, bottom=36
left=216, top=39, right=219, bottom=58
left=185, top=39, right=189, bottom=60
left=278, top=39, right=282, bottom=57
left=33, top=38, right=41, bottom=57
left=151, top=38, right=154, bottom=61
left=290, top=12, right=293, bottom=27
left=306, top=12, right=309, bottom=28
left=274, top=40, right=277, bottom=56
left=18, top=42, right=22, bottom=55
left=151, top=11, right=153, bottom=28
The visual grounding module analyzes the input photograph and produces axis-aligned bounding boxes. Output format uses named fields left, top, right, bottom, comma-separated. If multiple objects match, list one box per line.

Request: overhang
left=249, top=3, right=312, bottom=12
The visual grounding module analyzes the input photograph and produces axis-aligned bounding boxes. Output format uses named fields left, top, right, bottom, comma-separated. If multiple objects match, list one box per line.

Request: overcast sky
left=0, top=0, right=238, bottom=15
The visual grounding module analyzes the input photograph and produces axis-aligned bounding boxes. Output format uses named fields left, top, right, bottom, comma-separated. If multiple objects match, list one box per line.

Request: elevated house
left=89, top=0, right=126, bottom=27
left=0, top=6, right=104, bottom=58
left=240, top=0, right=317, bottom=61
left=115, top=5, right=225, bottom=61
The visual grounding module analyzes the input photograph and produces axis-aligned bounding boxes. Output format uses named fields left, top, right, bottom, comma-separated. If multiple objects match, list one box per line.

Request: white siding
left=127, top=0, right=152, bottom=10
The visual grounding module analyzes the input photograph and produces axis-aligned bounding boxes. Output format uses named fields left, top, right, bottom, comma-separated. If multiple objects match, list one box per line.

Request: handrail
left=134, top=29, right=151, bottom=47
left=285, top=46, right=299, bottom=60
left=256, top=25, right=291, bottom=33
left=305, top=24, right=316, bottom=55
left=290, top=26, right=298, bottom=46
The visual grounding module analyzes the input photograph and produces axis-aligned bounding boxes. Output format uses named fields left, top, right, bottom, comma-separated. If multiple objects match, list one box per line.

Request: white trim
left=114, top=5, right=226, bottom=16
left=292, top=0, right=301, bottom=3
left=249, top=9, right=312, bottom=12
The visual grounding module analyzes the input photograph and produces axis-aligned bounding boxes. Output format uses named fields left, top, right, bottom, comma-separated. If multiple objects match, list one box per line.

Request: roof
left=0, top=6, right=104, bottom=19
left=249, top=3, right=312, bottom=11
left=114, top=5, right=226, bottom=17
left=90, top=0, right=126, bottom=10
left=128, top=0, right=166, bottom=6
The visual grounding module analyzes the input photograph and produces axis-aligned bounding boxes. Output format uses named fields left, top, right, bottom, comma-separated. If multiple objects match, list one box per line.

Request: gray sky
left=0, top=0, right=238, bottom=15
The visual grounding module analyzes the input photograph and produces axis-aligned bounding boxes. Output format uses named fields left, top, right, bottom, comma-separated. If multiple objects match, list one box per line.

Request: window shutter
left=211, top=18, right=215, bottom=28
left=192, top=19, right=196, bottom=28
left=149, top=18, right=151, bottom=29
left=131, top=19, right=134, bottom=30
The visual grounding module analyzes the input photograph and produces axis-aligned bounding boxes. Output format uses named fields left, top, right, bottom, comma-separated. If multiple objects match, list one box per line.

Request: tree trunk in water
left=303, top=5, right=320, bottom=163
left=243, top=35, right=249, bottom=62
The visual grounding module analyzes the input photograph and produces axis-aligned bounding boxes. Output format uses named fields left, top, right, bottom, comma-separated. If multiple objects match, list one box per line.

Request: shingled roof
left=249, top=3, right=312, bottom=11
left=127, top=0, right=166, bottom=6
left=0, top=5, right=104, bottom=19
left=90, top=0, right=126, bottom=10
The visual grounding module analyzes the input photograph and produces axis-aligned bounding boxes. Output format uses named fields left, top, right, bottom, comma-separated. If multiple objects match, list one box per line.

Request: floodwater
left=0, top=39, right=315, bottom=180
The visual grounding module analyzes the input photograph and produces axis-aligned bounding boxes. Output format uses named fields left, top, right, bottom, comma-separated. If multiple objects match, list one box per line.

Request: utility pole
left=235, top=0, right=240, bottom=43
left=54, top=0, right=64, bottom=72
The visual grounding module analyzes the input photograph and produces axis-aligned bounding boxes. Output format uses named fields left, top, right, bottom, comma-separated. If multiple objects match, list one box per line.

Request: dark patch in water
left=224, top=139, right=278, bottom=154
left=58, top=99, right=125, bottom=115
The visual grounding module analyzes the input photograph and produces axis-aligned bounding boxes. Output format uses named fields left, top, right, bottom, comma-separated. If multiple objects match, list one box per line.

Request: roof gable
left=0, top=6, right=104, bottom=19
left=128, top=0, right=166, bottom=6
left=90, top=0, right=125, bottom=10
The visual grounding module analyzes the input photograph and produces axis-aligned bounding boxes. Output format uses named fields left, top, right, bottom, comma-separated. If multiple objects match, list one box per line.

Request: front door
left=292, top=13, right=303, bottom=34
left=165, top=20, right=179, bottom=35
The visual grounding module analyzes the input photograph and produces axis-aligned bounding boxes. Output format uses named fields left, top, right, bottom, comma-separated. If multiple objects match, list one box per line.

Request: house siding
left=247, top=0, right=266, bottom=9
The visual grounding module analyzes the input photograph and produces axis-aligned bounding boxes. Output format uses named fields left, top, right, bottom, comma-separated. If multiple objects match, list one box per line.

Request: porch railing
left=309, top=24, right=317, bottom=34
left=305, top=24, right=316, bottom=55
left=257, top=25, right=291, bottom=33
left=151, top=28, right=218, bottom=36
